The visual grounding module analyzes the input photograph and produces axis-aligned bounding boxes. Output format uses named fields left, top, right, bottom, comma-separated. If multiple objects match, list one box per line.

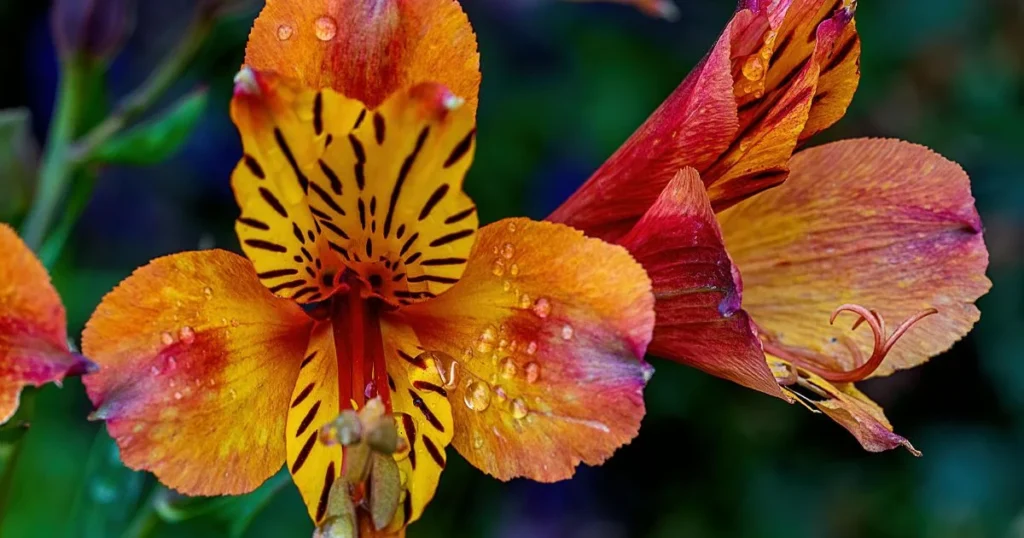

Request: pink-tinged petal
left=244, top=0, right=481, bottom=113
left=618, top=169, right=783, bottom=398
left=704, top=2, right=857, bottom=210
left=548, top=10, right=747, bottom=241
left=394, top=218, right=654, bottom=481
left=769, top=357, right=920, bottom=455
left=83, top=250, right=313, bottom=495
left=719, top=139, right=990, bottom=378
left=0, top=224, right=93, bottom=424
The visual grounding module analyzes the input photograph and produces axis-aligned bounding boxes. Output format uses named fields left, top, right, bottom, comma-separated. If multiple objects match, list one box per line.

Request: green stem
left=0, top=391, right=36, bottom=529
left=72, top=15, right=214, bottom=163
left=19, top=57, right=89, bottom=250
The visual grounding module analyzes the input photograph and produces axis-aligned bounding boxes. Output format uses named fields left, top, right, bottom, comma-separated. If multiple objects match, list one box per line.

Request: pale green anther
left=369, top=453, right=401, bottom=531
left=341, top=443, right=372, bottom=486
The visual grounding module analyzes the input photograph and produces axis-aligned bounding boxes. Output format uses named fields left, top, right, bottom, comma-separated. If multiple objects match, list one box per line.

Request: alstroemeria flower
left=551, top=0, right=990, bottom=452
left=82, top=0, right=654, bottom=534
left=0, top=224, right=96, bottom=423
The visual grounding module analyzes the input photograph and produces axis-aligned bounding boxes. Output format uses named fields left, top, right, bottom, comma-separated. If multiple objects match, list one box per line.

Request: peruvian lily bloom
left=0, top=224, right=96, bottom=423
left=82, top=0, right=654, bottom=535
left=551, top=0, right=991, bottom=453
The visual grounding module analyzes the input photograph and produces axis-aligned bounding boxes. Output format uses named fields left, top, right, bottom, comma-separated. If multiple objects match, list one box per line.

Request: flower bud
left=51, top=0, right=135, bottom=61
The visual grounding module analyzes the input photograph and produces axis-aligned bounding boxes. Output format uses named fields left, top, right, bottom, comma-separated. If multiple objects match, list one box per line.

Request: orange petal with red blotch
left=395, top=218, right=654, bottom=481
left=769, top=356, right=919, bottom=455
left=548, top=9, right=745, bottom=241
left=83, top=250, right=313, bottom=495
left=244, top=0, right=480, bottom=113
left=618, top=169, right=783, bottom=398
left=720, top=139, right=990, bottom=378
left=704, top=1, right=857, bottom=210
left=0, top=224, right=93, bottom=424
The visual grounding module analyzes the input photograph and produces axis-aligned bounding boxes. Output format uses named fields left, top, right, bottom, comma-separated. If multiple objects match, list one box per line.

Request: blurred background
left=1, top=0, right=1022, bottom=536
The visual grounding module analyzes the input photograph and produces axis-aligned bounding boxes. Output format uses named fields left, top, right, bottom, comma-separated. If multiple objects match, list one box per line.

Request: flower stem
left=120, top=486, right=161, bottom=538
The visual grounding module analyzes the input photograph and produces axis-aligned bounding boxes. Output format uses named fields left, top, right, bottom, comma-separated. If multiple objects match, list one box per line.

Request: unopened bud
left=314, top=481, right=356, bottom=538
left=368, top=453, right=401, bottom=531
left=51, top=0, right=135, bottom=61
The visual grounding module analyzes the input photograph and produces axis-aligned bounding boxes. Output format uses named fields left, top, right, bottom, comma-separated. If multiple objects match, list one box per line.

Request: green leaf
left=92, top=89, right=208, bottom=166
left=64, top=429, right=146, bottom=538
left=0, top=108, right=40, bottom=220
left=153, top=469, right=290, bottom=538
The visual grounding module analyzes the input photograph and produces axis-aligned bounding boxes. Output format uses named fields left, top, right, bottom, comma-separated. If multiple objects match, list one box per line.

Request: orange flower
left=551, top=0, right=991, bottom=453
left=0, top=224, right=96, bottom=423
left=82, top=1, right=654, bottom=534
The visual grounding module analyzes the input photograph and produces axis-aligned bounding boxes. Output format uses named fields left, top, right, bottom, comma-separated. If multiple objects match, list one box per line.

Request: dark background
left=1, top=0, right=1022, bottom=536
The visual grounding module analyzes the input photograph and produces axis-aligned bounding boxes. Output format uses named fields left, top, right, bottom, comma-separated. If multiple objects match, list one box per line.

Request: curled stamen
left=763, top=304, right=938, bottom=383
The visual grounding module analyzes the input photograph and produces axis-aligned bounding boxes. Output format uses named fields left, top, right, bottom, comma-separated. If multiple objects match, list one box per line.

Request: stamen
left=762, top=304, right=938, bottom=383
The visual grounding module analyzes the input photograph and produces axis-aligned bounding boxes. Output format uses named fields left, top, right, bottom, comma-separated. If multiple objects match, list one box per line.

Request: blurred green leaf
left=154, top=469, right=290, bottom=538
left=92, top=89, right=208, bottom=166
left=65, top=429, right=146, bottom=538
left=0, top=108, right=40, bottom=221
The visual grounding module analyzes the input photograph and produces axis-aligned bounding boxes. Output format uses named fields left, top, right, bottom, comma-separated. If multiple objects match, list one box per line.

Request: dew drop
left=518, top=293, right=532, bottom=309
left=524, top=362, right=541, bottom=383
left=174, top=391, right=183, bottom=400
left=313, top=16, right=337, bottom=41
left=642, top=362, right=655, bottom=383
left=364, top=382, right=376, bottom=399
left=477, top=327, right=497, bottom=353
left=203, top=287, right=214, bottom=299
left=160, top=332, right=174, bottom=346
left=472, top=431, right=484, bottom=449
left=532, top=297, right=551, bottom=318
left=509, top=263, right=520, bottom=276
left=742, top=56, right=765, bottom=81
left=491, top=260, right=505, bottom=277
left=494, top=386, right=507, bottom=403
left=561, top=324, right=574, bottom=340
left=461, top=347, right=474, bottom=361
left=463, top=381, right=492, bottom=411
left=526, top=341, right=538, bottom=355
left=507, top=221, right=517, bottom=233
left=500, top=243, right=515, bottom=260
left=498, top=357, right=517, bottom=379
left=150, top=365, right=160, bottom=376
left=179, top=326, right=196, bottom=345
left=277, top=24, right=293, bottom=40
left=231, top=319, right=240, bottom=327
left=511, top=398, right=528, bottom=420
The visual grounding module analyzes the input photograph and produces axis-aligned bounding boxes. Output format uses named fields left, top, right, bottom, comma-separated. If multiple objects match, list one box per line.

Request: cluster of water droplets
left=275, top=15, right=338, bottom=43
left=737, top=29, right=777, bottom=100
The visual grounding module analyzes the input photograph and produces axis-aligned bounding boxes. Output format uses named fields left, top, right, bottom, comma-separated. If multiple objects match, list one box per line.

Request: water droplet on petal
left=494, top=385, right=507, bottom=403
left=518, top=293, right=532, bottom=309
left=464, top=381, right=491, bottom=411
left=160, top=332, right=174, bottom=346
left=498, top=357, right=517, bottom=379
left=150, top=365, right=160, bottom=376
left=507, top=221, right=517, bottom=233
left=174, top=391, right=183, bottom=400
left=277, top=24, right=293, bottom=40
left=229, top=389, right=238, bottom=400
left=509, top=263, right=519, bottom=276
left=231, top=319, right=240, bottom=327
left=511, top=398, right=528, bottom=419
left=477, top=327, right=497, bottom=353
left=472, top=431, right=484, bottom=449
left=532, top=297, right=551, bottom=318
left=502, top=280, right=512, bottom=292
left=179, top=326, right=196, bottom=345
left=742, top=56, right=765, bottom=80
left=642, top=362, right=655, bottom=382
left=491, top=260, right=505, bottom=277
left=501, top=243, right=515, bottom=259
left=561, top=324, right=574, bottom=340
left=313, top=16, right=336, bottom=41
left=524, top=362, right=541, bottom=383
left=526, top=341, right=538, bottom=355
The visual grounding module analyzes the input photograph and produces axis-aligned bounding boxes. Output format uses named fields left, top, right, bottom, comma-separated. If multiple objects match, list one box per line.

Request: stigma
left=761, top=303, right=938, bottom=384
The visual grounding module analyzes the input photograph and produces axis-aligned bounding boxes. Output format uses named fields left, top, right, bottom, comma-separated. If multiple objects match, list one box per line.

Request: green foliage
left=0, top=108, right=38, bottom=221
left=91, top=90, right=209, bottom=166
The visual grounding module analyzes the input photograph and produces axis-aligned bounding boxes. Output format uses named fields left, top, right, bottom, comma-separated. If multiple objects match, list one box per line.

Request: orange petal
left=704, top=1, right=857, bottom=210
left=394, top=218, right=654, bottom=481
left=618, top=170, right=783, bottom=398
left=82, top=250, right=313, bottom=495
left=768, top=356, right=919, bottom=455
left=719, top=139, right=990, bottom=378
left=0, top=224, right=93, bottom=423
left=232, top=69, right=479, bottom=306
left=548, top=9, right=744, bottom=241
left=244, top=0, right=481, bottom=113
